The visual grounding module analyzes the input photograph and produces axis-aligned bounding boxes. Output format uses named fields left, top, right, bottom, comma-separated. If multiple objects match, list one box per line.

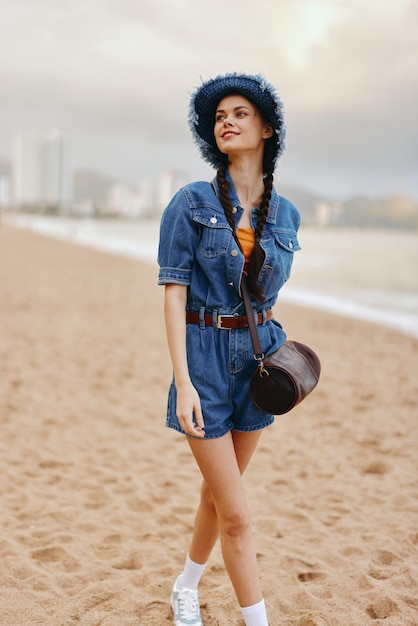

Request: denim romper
left=158, top=174, right=301, bottom=438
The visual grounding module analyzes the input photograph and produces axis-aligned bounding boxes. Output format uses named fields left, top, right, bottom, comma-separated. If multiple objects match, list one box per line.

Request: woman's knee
left=221, top=505, right=252, bottom=538
left=200, top=482, right=251, bottom=537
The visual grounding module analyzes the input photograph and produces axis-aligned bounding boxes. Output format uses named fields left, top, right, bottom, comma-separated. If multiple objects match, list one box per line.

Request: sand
left=0, top=224, right=417, bottom=626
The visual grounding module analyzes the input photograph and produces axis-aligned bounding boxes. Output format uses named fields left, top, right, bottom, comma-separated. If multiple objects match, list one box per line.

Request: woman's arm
left=164, top=284, right=205, bottom=438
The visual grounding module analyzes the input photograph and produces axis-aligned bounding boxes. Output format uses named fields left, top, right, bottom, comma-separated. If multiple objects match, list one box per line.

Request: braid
left=216, top=162, right=237, bottom=235
left=247, top=142, right=275, bottom=301
left=254, top=170, right=273, bottom=241
left=216, top=143, right=275, bottom=303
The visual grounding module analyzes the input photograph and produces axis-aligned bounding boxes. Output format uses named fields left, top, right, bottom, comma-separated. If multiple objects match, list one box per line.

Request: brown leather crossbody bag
left=240, top=273, right=321, bottom=415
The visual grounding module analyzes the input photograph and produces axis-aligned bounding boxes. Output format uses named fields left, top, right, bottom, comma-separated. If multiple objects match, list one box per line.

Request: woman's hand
left=176, top=380, right=205, bottom=438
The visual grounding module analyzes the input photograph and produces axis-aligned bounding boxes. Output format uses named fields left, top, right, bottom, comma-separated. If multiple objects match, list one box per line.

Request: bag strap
left=239, top=270, right=265, bottom=362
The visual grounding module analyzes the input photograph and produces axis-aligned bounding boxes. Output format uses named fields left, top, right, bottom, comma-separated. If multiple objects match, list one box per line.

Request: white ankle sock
left=240, top=598, right=269, bottom=626
left=179, top=553, right=207, bottom=591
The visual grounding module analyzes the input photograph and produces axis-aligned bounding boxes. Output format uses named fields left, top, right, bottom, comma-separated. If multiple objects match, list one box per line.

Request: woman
left=158, top=73, right=301, bottom=626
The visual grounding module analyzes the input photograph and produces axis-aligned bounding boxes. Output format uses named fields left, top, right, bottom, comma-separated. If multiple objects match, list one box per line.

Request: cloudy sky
left=1, top=0, right=417, bottom=198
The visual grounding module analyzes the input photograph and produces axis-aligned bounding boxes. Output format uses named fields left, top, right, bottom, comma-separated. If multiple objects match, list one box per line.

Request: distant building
left=315, top=200, right=345, bottom=227
left=0, top=176, right=11, bottom=209
left=12, top=130, right=70, bottom=212
left=105, top=182, right=152, bottom=218
left=12, top=131, right=40, bottom=207
left=155, top=170, right=189, bottom=214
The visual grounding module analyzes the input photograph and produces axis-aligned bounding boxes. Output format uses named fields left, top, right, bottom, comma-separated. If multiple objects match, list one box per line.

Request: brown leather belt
left=186, top=309, right=274, bottom=329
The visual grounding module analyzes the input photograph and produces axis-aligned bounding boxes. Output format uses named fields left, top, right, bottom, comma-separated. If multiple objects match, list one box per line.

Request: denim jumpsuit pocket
left=274, top=231, right=301, bottom=281
left=257, top=230, right=301, bottom=295
left=190, top=209, right=245, bottom=310
left=193, top=210, right=231, bottom=258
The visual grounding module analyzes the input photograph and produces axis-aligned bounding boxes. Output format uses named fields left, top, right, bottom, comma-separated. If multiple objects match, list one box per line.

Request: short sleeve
left=157, top=188, right=198, bottom=286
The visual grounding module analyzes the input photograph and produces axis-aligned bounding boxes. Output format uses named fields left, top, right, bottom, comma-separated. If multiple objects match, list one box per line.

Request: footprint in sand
left=31, top=545, right=80, bottom=572
left=366, top=595, right=400, bottom=619
left=371, top=548, right=401, bottom=566
left=363, top=459, right=391, bottom=474
left=368, top=548, right=401, bottom=580
left=111, top=553, right=141, bottom=571
left=137, top=600, right=170, bottom=625
left=297, top=615, right=331, bottom=626
left=297, top=571, right=327, bottom=583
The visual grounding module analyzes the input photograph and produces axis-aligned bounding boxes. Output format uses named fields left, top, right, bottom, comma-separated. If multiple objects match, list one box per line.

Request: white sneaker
left=170, top=573, right=203, bottom=626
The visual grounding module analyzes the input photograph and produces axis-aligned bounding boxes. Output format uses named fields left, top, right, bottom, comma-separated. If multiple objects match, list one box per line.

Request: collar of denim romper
left=210, top=171, right=281, bottom=226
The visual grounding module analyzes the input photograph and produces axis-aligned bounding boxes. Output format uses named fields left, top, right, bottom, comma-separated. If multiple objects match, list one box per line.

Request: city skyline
left=0, top=0, right=417, bottom=200
left=1, top=128, right=191, bottom=217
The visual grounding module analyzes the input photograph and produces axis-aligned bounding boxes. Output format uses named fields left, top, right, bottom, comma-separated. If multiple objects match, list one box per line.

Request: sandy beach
left=1, top=224, right=417, bottom=626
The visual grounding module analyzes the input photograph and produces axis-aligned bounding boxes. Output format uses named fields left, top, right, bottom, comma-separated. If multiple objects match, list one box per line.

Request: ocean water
left=4, top=214, right=418, bottom=339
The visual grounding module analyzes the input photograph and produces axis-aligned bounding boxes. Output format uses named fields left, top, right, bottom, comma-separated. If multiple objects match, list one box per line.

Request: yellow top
left=236, top=227, right=255, bottom=271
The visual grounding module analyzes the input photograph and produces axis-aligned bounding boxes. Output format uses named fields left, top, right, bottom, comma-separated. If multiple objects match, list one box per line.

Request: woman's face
left=214, top=94, right=273, bottom=161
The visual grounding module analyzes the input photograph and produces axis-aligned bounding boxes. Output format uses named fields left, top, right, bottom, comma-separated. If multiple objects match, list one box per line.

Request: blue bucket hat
left=188, top=72, right=286, bottom=170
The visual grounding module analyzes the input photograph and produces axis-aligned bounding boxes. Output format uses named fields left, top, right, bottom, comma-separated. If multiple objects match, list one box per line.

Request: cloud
left=278, top=0, right=418, bottom=195
left=0, top=0, right=417, bottom=196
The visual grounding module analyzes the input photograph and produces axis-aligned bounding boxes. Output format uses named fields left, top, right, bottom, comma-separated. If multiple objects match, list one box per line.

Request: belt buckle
left=217, top=314, right=237, bottom=329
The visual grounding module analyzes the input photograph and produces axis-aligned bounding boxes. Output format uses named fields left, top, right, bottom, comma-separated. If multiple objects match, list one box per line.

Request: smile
left=222, top=131, right=239, bottom=138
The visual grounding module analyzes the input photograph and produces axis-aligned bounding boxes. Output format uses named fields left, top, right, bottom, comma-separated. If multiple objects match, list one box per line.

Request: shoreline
left=3, top=213, right=418, bottom=339
left=1, top=225, right=418, bottom=625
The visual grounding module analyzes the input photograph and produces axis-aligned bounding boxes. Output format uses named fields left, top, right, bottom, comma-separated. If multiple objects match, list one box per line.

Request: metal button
left=231, top=249, right=239, bottom=257
left=210, top=216, right=217, bottom=224
left=232, top=207, right=237, bottom=214
left=289, top=240, right=293, bottom=249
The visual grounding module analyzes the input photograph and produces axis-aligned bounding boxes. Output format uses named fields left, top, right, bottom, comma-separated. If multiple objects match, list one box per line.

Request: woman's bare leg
left=187, top=430, right=264, bottom=607
left=188, top=430, right=262, bottom=564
